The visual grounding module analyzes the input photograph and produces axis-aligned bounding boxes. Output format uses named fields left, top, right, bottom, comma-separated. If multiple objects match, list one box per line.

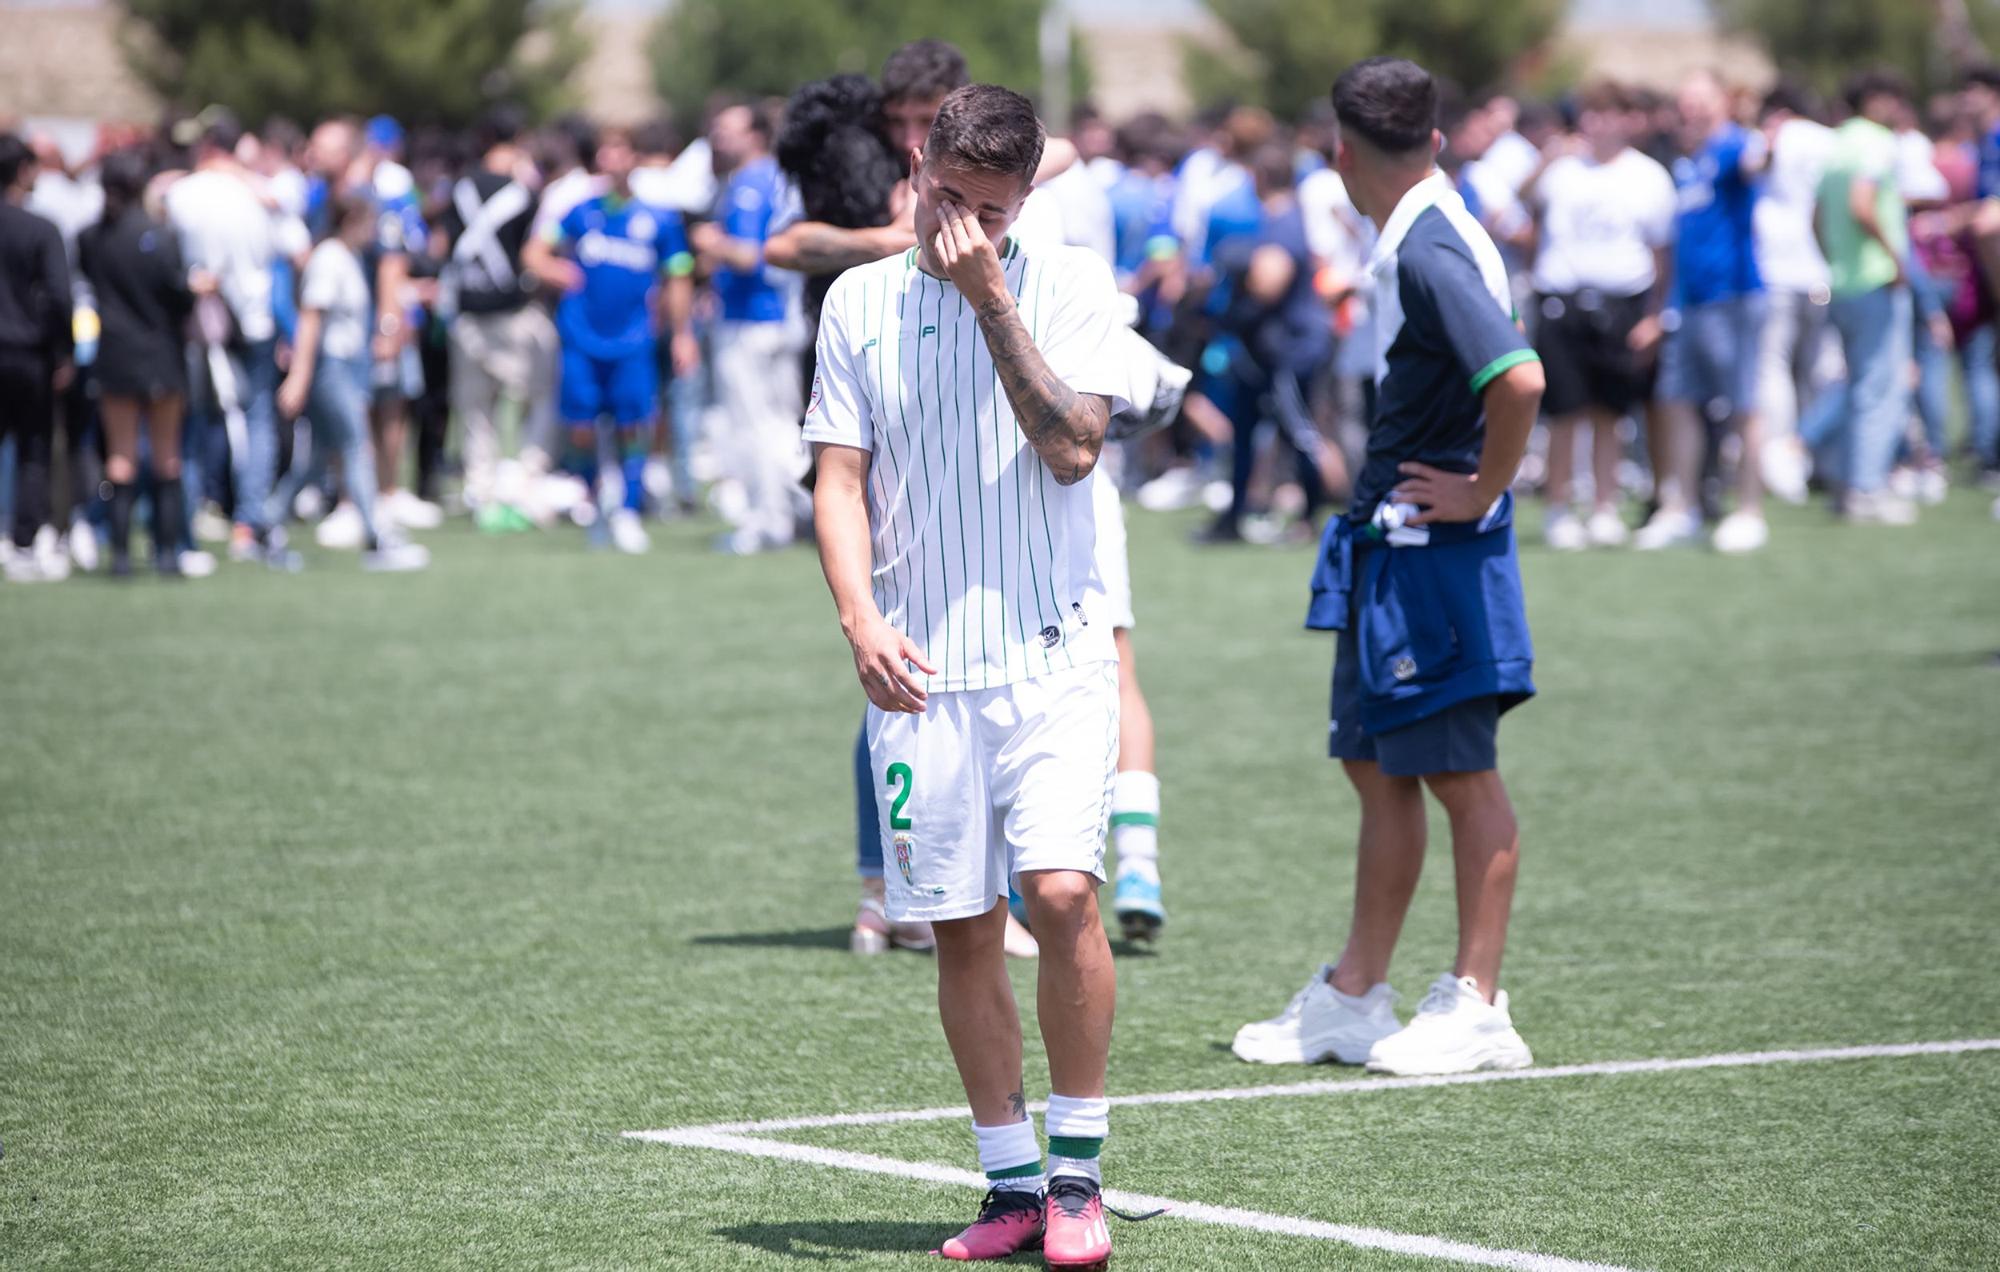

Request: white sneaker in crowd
left=1201, top=479, right=1234, bottom=514
left=1886, top=466, right=1920, bottom=501
left=1759, top=436, right=1811, bottom=506
left=68, top=519, right=100, bottom=573
left=1364, top=972, right=1533, bottom=1077
left=1584, top=506, right=1629, bottom=548
left=31, top=525, right=70, bottom=581
left=385, top=489, right=444, bottom=530
left=1711, top=510, right=1769, bottom=555
left=361, top=538, right=431, bottom=573
left=1915, top=466, right=1949, bottom=507
left=192, top=502, right=232, bottom=545
left=1632, top=507, right=1701, bottom=551
left=177, top=549, right=217, bottom=578
left=1136, top=465, right=1204, bottom=512
left=1543, top=510, right=1588, bottom=552
left=3, top=529, right=66, bottom=583
left=1232, top=965, right=1402, bottom=1065
left=608, top=507, right=651, bottom=555
left=1844, top=490, right=1919, bottom=527
left=1003, top=912, right=1040, bottom=960
left=292, top=484, right=327, bottom=522
left=315, top=501, right=367, bottom=550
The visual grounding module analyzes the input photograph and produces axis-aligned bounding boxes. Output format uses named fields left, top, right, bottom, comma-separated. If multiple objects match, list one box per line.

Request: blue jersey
left=552, top=194, right=692, bottom=359
left=1670, top=124, right=1763, bottom=306
left=714, top=155, right=786, bottom=323
left=1200, top=177, right=1263, bottom=270
left=1980, top=124, right=2000, bottom=200
left=1108, top=169, right=1177, bottom=281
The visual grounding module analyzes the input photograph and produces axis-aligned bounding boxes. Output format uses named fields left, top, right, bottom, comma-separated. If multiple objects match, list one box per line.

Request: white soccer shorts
left=867, top=661, right=1120, bottom=923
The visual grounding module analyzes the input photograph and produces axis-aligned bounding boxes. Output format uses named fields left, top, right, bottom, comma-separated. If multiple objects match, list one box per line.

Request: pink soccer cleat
left=934, top=1186, right=1045, bottom=1261
left=1042, top=1177, right=1113, bottom=1270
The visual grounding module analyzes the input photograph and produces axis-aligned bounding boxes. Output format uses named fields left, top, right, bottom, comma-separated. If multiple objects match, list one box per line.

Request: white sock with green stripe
left=1110, top=772, right=1160, bottom=872
left=1044, top=1094, right=1109, bottom=1184
left=973, top=1118, right=1043, bottom=1194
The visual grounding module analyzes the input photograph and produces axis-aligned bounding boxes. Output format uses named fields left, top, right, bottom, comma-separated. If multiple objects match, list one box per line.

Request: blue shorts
left=1659, top=293, right=1767, bottom=421
left=561, top=346, right=657, bottom=427
left=1329, top=623, right=1500, bottom=776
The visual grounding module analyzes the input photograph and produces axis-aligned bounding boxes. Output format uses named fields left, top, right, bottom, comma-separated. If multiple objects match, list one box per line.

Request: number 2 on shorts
left=885, top=762, right=914, bottom=830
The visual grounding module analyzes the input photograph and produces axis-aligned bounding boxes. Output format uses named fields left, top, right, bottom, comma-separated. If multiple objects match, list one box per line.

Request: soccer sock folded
left=1109, top=771, right=1160, bottom=868
left=973, top=1117, right=1043, bottom=1194
left=1044, top=1093, right=1109, bottom=1184
left=619, top=432, right=648, bottom=514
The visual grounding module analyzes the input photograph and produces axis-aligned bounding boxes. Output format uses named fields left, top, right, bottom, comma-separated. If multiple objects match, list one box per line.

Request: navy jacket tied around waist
left=1307, top=492, right=1536, bottom=734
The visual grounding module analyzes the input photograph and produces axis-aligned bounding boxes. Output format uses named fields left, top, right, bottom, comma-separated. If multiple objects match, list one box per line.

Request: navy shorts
left=1329, top=623, right=1501, bottom=777
left=561, top=346, right=657, bottom=427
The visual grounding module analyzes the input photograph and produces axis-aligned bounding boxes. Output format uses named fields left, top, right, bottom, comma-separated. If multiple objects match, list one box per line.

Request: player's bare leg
left=1328, top=760, right=1427, bottom=997
left=1109, top=629, right=1165, bottom=943
left=1424, top=769, right=1520, bottom=999
left=930, top=899, right=1047, bottom=1263
left=1020, top=868, right=1117, bottom=1270
left=932, top=898, right=1026, bottom=1123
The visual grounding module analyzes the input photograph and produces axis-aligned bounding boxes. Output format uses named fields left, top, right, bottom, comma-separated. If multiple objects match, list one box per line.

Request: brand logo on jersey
left=1392, top=656, right=1418, bottom=682
left=1039, top=626, right=1061, bottom=649
left=920, top=325, right=937, bottom=337
left=893, top=832, right=916, bottom=886
left=807, top=374, right=823, bottom=415
left=577, top=230, right=657, bottom=272
left=1070, top=602, right=1088, bottom=627
left=862, top=338, right=878, bottom=350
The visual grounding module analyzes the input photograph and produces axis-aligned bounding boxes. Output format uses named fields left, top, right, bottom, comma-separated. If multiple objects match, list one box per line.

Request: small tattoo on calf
left=1008, top=1091, right=1027, bottom=1119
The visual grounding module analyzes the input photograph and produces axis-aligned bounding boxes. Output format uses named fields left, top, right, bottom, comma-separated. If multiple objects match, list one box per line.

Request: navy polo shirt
left=1353, top=172, right=1537, bottom=523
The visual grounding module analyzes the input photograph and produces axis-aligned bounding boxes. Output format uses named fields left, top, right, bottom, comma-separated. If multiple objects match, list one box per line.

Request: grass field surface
left=3, top=494, right=1996, bottom=1268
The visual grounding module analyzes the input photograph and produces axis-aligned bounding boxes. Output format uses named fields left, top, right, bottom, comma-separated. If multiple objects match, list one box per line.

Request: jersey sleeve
left=723, top=172, right=774, bottom=244
left=544, top=203, right=581, bottom=249
left=1035, top=249, right=1133, bottom=414
left=1402, top=238, right=1536, bottom=394
left=801, top=276, right=873, bottom=452
left=298, top=244, right=342, bottom=312
left=655, top=208, right=695, bottom=277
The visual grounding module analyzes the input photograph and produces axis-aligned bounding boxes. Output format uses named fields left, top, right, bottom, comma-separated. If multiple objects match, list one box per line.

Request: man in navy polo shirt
left=1233, top=56, right=1546, bottom=1078
left=1638, top=70, right=1772, bottom=554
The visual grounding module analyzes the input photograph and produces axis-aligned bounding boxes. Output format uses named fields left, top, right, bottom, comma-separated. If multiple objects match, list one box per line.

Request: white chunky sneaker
left=1584, top=506, right=1629, bottom=548
left=1232, top=965, right=1401, bottom=1065
left=1364, top=973, right=1532, bottom=1076
left=608, top=507, right=651, bottom=555
left=1632, top=507, right=1700, bottom=551
left=1710, top=510, right=1769, bottom=555
left=1543, top=510, right=1588, bottom=552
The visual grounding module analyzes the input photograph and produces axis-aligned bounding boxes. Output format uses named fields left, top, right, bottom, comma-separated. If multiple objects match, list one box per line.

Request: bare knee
left=1343, top=760, right=1422, bottom=805
left=1018, top=870, right=1100, bottom=931
left=1422, top=770, right=1517, bottom=838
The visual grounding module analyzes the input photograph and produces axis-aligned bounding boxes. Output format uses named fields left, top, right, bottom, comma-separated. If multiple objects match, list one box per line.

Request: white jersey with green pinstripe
left=804, top=239, right=1131, bottom=693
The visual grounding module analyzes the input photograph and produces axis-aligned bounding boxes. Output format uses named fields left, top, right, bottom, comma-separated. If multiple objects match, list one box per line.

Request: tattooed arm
left=934, top=201, right=1109, bottom=485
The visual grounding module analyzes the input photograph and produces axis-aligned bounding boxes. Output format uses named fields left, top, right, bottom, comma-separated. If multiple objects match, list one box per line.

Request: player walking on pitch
left=807, top=85, right=1135, bottom=1268
left=1234, top=58, right=1545, bottom=1077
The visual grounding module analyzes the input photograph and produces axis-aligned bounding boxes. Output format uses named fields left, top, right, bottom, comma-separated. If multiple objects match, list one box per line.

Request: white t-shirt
left=300, top=239, right=373, bottom=361
left=166, top=168, right=279, bottom=342
left=1756, top=117, right=1834, bottom=294
left=1896, top=130, right=1949, bottom=205
left=804, top=241, right=1131, bottom=692
left=1035, top=164, right=1117, bottom=265
left=1297, top=167, right=1379, bottom=377
left=1529, top=148, right=1676, bottom=296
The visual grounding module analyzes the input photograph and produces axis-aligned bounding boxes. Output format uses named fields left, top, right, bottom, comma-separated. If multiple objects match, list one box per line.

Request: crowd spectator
left=0, top=133, right=74, bottom=582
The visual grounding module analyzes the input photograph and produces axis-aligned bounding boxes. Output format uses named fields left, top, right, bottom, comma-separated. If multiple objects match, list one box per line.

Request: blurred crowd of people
left=1, top=52, right=1995, bottom=584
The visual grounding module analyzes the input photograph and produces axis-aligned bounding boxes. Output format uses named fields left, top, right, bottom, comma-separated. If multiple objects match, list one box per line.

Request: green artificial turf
left=2, top=493, right=1996, bottom=1269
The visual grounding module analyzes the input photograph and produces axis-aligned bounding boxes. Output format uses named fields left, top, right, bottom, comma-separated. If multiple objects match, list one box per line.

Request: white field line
left=651, top=1037, right=2000, bottom=1136
left=637, top=1126, right=1637, bottom=1272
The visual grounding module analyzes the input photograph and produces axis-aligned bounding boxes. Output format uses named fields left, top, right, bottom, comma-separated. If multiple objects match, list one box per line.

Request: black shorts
left=1532, top=290, right=1654, bottom=419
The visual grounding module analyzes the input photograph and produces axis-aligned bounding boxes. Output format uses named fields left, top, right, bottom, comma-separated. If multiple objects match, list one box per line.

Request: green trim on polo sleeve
left=1469, top=348, right=1540, bottom=394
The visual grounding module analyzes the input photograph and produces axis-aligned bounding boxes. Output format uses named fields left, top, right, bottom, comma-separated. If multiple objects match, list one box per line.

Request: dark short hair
left=200, top=108, right=244, bottom=155
left=98, top=147, right=152, bottom=217
left=0, top=133, right=32, bottom=189
left=481, top=103, right=528, bottom=149
left=631, top=116, right=681, bottom=158
left=1331, top=56, right=1439, bottom=156
left=1966, top=63, right=2000, bottom=94
left=923, top=84, right=1044, bottom=186
left=1761, top=79, right=1817, bottom=121
left=882, top=39, right=969, bottom=106
left=1249, top=141, right=1297, bottom=195
left=1844, top=67, right=1912, bottom=114
left=1574, top=80, right=1634, bottom=116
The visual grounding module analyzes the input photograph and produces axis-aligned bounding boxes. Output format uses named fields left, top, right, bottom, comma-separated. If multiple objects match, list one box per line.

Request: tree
left=1713, top=0, right=2000, bottom=100
left=121, top=0, right=587, bottom=127
left=1190, top=0, right=1565, bottom=119
left=649, top=0, right=1086, bottom=129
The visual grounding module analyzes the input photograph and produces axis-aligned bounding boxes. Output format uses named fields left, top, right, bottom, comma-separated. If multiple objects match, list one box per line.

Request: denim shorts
left=1659, top=292, right=1768, bottom=420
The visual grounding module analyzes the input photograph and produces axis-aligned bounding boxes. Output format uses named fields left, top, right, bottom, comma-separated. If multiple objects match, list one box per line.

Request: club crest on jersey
left=627, top=210, right=656, bottom=241
left=893, top=832, right=916, bottom=887
left=1039, top=625, right=1061, bottom=649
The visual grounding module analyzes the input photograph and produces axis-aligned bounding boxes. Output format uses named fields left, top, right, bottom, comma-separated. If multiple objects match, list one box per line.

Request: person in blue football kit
left=524, top=125, right=698, bottom=554
left=1234, top=58, right=1548, bottom=1079
left=1637, top=71, right=1773, bottom=554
